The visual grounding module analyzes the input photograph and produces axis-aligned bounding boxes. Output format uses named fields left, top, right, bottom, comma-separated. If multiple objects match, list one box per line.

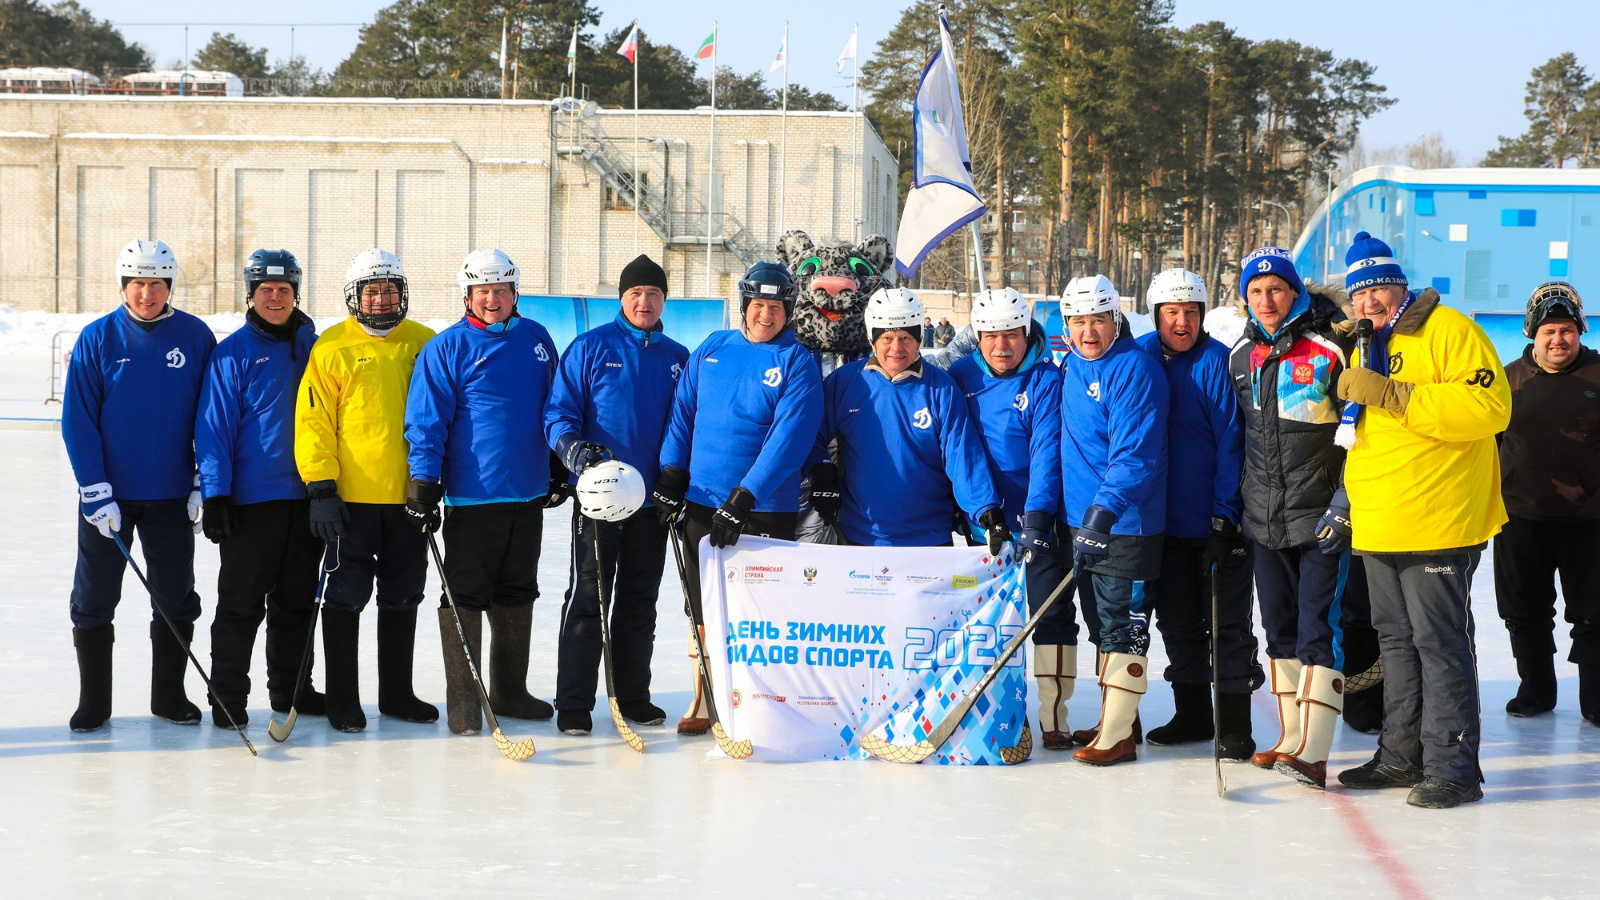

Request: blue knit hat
left=1344, top=231, right=1407, bottom=294
left=1239, top=246, right=1305, bottom=298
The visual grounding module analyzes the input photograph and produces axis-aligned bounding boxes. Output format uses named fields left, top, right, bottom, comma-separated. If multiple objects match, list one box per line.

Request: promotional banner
left=701, top=537, right=1029, bottom=764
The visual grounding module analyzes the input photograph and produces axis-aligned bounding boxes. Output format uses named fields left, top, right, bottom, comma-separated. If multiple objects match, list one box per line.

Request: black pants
left=682, top=501, right=796, bottom=625
left=323, top=503, right=426, bottom=614
left=210, top=499, right=325, bottom=703
left=1253, top=540, right=1348, bottom=670
left=439, top=501, right=543, bottom=612
left=1494, top=515, right=1600, bottom=665
left=70, top=498, right=200, bottom=629
left=1150, top=535, right=1264, bottom=693
left=556, top=506, right=667, bottom=711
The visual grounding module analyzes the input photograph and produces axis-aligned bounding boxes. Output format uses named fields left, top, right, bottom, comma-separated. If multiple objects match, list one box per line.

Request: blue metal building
left=1292, top=165, right=1600, bottom=361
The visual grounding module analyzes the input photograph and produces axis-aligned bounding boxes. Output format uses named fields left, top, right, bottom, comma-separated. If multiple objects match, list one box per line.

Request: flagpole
left=707, top=21, right=717, bottom=298
left=852, top=22, right=860, bottom=242
left=779, top=21, right=789, bottom=237
left=632, top=19, right=640, bottom=256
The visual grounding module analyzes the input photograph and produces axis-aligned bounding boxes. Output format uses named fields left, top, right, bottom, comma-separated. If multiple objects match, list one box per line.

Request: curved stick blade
left=609, top=699, right=645, bottom=753
left=266, top=709, right=298, bottom=744
left=998, top=723, right=1033, bottom=765
left=711, top=722, right=752, bottom=760
left=860, top=731, right=936, bottom=764
left=492, top=728, right=537, bottom=761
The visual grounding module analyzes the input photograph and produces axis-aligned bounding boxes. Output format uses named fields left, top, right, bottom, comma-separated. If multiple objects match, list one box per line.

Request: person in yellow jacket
left=1316, top=232, right=1510, bottom=809
left=294, top=249, right=440, bottom=732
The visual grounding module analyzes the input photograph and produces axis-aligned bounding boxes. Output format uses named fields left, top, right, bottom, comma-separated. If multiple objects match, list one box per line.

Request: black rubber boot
left=487, top=603, right=553, bottom=721
left=1506, top=639, right=1557, bottom=717
left=439, top=606, right=483, bottom=735
left=377, top=607, right=439, bottom=723
left=321, top=607, right=366, bottom=733
left=1580, top=664, right=1599, bottom=726
left=207, top=614, right=256, bottom=729
left=266, top=612, right=325, bottom=717
left=1215, top=691, right=1255, bottom=761
left=150, top=621, right=201, bottom=724
left=70, top=624, right=114, bottom=733
left=1146, top=682, right=1214, bottom=746
left=618, top=700, right=666, bottom=725
left=558, top=709, right=592, bottom=736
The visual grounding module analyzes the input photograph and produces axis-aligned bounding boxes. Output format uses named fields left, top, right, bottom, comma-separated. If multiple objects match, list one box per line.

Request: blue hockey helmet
left=739, top=261, right=797, bottom=319
left=244, top=249, right=302, bottom=302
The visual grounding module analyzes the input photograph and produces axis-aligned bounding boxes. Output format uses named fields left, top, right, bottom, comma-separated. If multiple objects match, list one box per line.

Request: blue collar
left=973, top=329, right=1047, bottom=378
left=614, top=312, right=664, bottom=345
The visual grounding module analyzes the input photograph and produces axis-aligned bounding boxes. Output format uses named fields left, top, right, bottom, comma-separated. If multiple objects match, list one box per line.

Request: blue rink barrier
left=517, top=295, right=728, bottom=354
left=1472, top=310, right=1600, bottom=364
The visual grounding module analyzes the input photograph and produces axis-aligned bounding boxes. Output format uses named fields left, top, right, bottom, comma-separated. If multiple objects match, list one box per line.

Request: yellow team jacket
left=1346, top=291, right=1511, bottom=553
left=294, top=317, right=436, bottom=504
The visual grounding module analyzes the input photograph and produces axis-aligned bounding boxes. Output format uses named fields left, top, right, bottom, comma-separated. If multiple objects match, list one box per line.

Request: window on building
left=1415, top=190, right=1435, bottom=216
left=1464, top=251, right=1491, bottom=301
left=1502, top=209, right=1537, bottom=227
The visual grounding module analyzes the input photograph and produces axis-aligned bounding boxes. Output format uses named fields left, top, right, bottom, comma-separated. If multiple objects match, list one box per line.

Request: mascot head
left=776, top=230, right=893, bottom=355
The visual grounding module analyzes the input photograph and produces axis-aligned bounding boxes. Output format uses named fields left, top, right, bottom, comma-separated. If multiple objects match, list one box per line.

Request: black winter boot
left=1343, top=680, right=1385, bottom=733
left=377, top=607, right=439, bottom=723
left=1146, top=682, right=1214, bottom=746
left=321, top=607, right=366, bottom=733
left=266, top=611, right=325, bottom=716
left=1215, top=691, right=1255, bottom=761
left=1506, top=641, right=1558, bottom=717
left=70, top=625, right=114, bottom=732
left=150, top=621, right=201, bottom=724
left=487, top=603, right=554, bottom=721
left=439, top=606, right=483, bottom=735
left=1580, top=664, right=1599, bottom=726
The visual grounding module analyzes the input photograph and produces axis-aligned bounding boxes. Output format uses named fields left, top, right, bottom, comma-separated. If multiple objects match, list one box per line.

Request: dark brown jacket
left=1502, top=345, right=1600, bottom=520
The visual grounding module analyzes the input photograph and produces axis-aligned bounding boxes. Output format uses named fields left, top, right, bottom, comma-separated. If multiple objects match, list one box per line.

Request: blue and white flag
left=894, top=5, right=986, bottom=281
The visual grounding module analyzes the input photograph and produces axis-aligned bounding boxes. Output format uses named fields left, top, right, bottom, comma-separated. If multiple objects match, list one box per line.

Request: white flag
left=566, top=27, right=577, bottom=77
left=770, top=34, right=787, bottom=73
left=836, top=31, right=857, bottom=74
left=894, top=8, right=986, bottom=280
left=499, top=18, right=508, bottom=78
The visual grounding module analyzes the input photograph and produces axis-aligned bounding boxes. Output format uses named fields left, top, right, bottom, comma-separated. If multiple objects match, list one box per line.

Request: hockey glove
left=557, top=435, right=611, bottom=475
left=405, top=479, right=444, bottom=534
left=79, top=482, right=121, bottom=540
left=809, top=462, right=842, bottom=524
left=1020, top=509, right=1056, bottom=563
left=202, top=495, right=236, bottom=544
left=187, top=474, right=204, bottom=535
left=1202, top=516, right=1247, bottom=571
left=307, top=480, right=349, bottom=544
left=1072, top=505, right=1117, bottom=569
left=652, top=466, right=689, bottom=526
left=709, top=487, right=757, bottom=549
left=1315, top=488, right=1353, bottom=556
left=978, top=507, right=1009, bottom=557
left=1337, top=368, right=1413, bottom=416
left=544, top=477, right=573, bottom=509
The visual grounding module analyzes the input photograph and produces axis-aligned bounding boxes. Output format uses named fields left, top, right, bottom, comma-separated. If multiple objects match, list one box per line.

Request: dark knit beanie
left=619, top=254, right=669, bottom=297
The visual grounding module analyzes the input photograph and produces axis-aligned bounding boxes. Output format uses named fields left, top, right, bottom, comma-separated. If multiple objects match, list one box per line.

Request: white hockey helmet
left=1147, top=268, right=1208, bottom=310
left=1059, top=275, right=1121, bottom=321
left=864, top=287, right=926, bottom=340
left=970, top=287, right=1032, bottom=335
left=117, top=239, right=177, bottom=285
left=577, top=460, right=647, bottom=523
left=459, top=249, right=520, bottom=299
left=344, top=249, right=409, bottom=329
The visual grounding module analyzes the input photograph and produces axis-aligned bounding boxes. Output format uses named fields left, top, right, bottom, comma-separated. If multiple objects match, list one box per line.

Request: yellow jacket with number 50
left=1346, top=289, right=1511, bottom=553
left=295, top=316, right=435, bottom=504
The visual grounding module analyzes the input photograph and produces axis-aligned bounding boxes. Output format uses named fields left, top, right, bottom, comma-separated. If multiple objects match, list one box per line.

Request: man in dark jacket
left=1228, top=247, right=1362, bottom=788
left=1496, top=281, right=1600, bottom=725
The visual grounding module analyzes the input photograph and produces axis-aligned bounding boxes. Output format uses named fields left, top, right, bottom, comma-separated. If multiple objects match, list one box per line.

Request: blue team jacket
left=813, top=359, right=1001, bottom=546
left=545, top=313, right=689, bottom=494
left=63, top=306, right=216, bottom=500
left=404, top=316, right=558, bottom=504
left=195, top=311, right=317, bottom=504
left=948, top=330, right=1062, bottom=528
left=1058, top=337, right=1169, bottom=536
left=661, top=328, right=823, bottom=512
left=1136, top=331, right=1245, bottom=540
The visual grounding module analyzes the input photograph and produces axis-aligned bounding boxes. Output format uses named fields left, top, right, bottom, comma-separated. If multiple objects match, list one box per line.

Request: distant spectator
left=934, top=316, right=956, bottom=347
left=922, top=316, right=935, bottom=348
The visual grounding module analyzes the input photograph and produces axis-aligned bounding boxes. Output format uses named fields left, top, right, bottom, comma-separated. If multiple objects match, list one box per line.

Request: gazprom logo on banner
left=847, top=569, right=871, bottom=580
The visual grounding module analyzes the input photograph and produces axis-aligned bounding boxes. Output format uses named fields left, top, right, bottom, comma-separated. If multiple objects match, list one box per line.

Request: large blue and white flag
left=894, top=5, right=986, bottom=281
left=701, top=537, right=1029, bottom=764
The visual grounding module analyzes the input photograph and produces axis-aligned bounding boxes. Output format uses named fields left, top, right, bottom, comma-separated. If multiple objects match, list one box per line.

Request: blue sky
left=81, top=0, right=1596, bottom=163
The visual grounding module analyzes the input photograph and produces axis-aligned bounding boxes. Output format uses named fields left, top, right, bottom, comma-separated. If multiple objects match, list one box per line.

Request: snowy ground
left=2, top=306, right=1597, bottom=898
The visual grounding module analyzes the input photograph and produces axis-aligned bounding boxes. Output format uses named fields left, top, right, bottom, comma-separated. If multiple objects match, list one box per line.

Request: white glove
left=79, top=482, right=122, bottom=540
left=187, top=475, right=203, bottom=535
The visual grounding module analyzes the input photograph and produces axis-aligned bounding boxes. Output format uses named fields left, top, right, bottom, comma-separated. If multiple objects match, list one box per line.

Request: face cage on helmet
left=345, top=277, right=409, bottom=330
left=1526, top=295, right=1587, bottom=338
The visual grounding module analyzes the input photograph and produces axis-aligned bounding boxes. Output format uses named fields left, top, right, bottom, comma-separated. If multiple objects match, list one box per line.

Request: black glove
left=1072, top=505, right=1117, bottom=569
left=558, top=435, right=611, bottom=475
left=405, top=479, right=444, bottom=534
left=1202, top=516, right=1247, bottom=571
left=307, top=480, right=348, bottom=544
left=978, top=507, right=1009, bottom=557
left=1019, top=509, right=1055, bottom=562
left=1315, top=488, right=1353, bottom=556
left=544, top=477, right=573, bottom=509
left=202, top=495, right=236, bottom=544
left=809, top=462, right=842, bottom=524
left=709, top=487, right=757, bottom=549
left=652, top=465, right=689, bottom=526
